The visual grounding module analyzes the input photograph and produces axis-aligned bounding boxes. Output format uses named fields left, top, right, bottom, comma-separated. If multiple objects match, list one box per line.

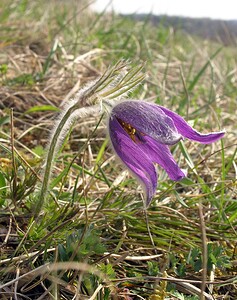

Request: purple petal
left=109, top=117, right=157, bottom=206
left=111, top=100, right=182, bottom=145
left=158, top=106, right=225, bottom=144
left=140, top=136, right=186, bottom=181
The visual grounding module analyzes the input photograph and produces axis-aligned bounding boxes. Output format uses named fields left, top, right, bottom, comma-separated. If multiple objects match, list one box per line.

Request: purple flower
left=108, top=100, right=225, bottom=206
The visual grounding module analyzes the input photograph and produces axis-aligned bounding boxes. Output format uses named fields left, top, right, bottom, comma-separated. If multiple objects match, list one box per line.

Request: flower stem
left=34, top=103, right=80, bottom=219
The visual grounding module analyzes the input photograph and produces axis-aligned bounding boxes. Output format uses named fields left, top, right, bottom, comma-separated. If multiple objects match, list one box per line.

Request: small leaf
left=180, top=177, right=195, bottom=185
left=100, top=263, right=116, bottom=278
left=0, top=172, right=7, bottom=195
left=32, top=145, right=45, bottom=156
left=0, top=116, right=10, bottom=126
left=25, top=105, right=60, bottom=114
left=58, top=244, right=68, bottom=261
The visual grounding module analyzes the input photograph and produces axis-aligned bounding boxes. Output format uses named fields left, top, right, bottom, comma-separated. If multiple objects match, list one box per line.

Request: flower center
left=117, top=118, right=145, bottom=143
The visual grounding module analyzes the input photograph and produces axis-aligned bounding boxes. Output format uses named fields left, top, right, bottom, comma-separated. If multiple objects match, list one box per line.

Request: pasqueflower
left=108, top=100, right=225, bottom=206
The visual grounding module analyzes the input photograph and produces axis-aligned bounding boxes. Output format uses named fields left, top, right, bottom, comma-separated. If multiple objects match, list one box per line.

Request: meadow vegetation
left=0, top=0, right=237, bottom=299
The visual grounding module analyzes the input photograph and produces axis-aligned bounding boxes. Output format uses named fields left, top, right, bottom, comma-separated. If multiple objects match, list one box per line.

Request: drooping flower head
left=108, top=100, right=225, bottom=206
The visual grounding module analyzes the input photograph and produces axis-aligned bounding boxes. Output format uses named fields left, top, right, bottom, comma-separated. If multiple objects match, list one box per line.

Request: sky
left=92, top=0, right=237, bottom=20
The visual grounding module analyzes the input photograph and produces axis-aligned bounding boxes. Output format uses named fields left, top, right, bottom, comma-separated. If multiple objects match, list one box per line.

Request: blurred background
left=92, top=0, right=237, bottom=45
left=93, top=0, right=237, bottom=20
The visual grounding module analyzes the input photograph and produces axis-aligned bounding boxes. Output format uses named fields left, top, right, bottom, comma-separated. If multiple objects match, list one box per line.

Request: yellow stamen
left=117, top=118, right=144, bottom=143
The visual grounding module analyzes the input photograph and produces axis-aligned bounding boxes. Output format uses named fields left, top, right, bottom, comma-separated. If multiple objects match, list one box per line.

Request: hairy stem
left=34, top=103, right=81, bottom=218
